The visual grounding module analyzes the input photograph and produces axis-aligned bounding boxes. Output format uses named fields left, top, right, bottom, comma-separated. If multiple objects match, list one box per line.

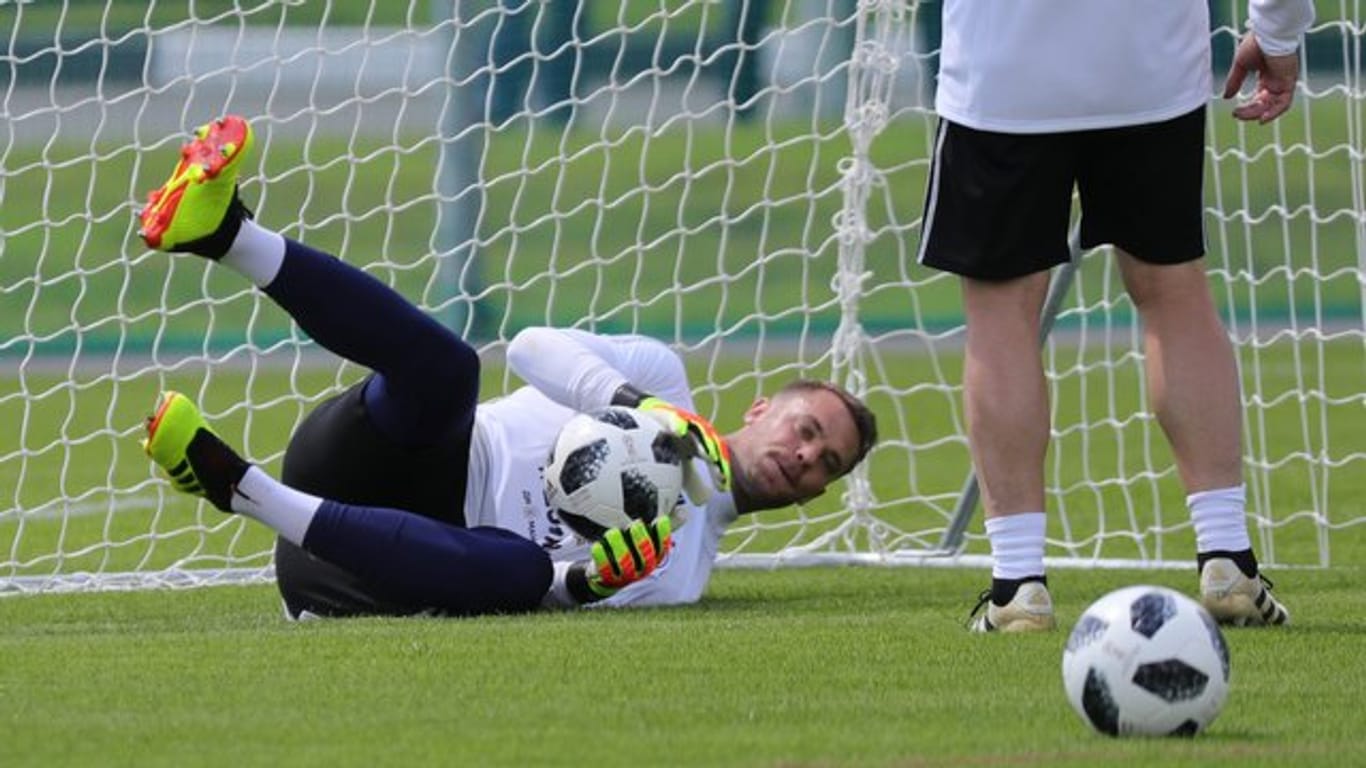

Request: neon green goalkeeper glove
left=636, top=397, right=732, bottom=504
left=584, top=517, right=673, bottom=599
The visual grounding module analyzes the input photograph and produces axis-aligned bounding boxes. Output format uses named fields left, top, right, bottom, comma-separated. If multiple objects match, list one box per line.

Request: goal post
left=2, top=1, right=1362, bottom=594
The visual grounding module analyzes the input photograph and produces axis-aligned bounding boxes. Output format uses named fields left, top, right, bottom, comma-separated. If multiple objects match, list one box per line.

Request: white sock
left=986, top=512, right=1046, bottom=580
left=230, top=466, right=322, bottom=546
left=1189, top=484, right=1251, bottom=554
left=220, top=219, right=286, bottom=287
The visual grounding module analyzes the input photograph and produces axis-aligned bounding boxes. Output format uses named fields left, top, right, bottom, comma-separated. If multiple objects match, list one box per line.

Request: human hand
left=585, top=517, right=673, bottom=598
left=637, top=397, right=733, bottom=503
left=1222, top=33, right=1301, bottom=123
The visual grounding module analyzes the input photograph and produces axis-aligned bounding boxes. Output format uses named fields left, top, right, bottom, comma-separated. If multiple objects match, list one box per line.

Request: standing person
left=137, top=115, right=878, bottom=619
left=917, top=1, right=1313, bottom=632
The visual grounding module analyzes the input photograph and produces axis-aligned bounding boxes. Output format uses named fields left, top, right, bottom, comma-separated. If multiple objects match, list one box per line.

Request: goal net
left=2, top=1, right=1362, bottom=593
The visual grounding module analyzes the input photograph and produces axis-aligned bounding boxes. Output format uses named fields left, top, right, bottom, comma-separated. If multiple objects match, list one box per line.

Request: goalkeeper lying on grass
left=136, top=115, right=877, bottom=619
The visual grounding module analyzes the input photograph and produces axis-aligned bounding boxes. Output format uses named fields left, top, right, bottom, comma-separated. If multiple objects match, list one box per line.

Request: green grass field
left=3, top=6, right=1363, bottom=764
left=3, top=566, right=1364, bottom=767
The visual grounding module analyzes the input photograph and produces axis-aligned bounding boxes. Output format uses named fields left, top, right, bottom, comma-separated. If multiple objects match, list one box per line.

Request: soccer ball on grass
left=544, top=406, right=686, bottom=539
left=1061, top=585, right=1230, bottom=737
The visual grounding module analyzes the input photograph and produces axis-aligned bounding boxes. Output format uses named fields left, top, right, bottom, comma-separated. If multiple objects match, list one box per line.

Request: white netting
left=1, top=1, right=1362, bottom=593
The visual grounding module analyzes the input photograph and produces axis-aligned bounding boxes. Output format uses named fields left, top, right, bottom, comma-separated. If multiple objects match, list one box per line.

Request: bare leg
left=961, top=272, right=1058, bottom=630
left=1117, top=252, right=1242, bottom=492
left=1117, top=253, right=1288, bottom=625
left=962, top=272, right=1053, bottom=519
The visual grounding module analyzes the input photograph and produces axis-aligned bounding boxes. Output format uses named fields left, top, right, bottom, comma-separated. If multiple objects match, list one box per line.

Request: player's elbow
left=506, top=326, right=557, bottom=377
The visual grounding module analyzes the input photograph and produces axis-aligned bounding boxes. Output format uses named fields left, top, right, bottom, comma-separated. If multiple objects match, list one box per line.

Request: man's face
left=727, top=388, right=863, bottom=511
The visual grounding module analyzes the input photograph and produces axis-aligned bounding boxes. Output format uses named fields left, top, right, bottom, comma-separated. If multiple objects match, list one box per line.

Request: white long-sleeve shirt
left=462, top=327, right=733, bottom=608
left=934, top=0, right=1316, bottom=133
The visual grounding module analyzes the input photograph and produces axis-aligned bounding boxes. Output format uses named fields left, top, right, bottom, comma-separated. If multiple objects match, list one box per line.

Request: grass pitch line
left=1, top=493, right=161, bottom=522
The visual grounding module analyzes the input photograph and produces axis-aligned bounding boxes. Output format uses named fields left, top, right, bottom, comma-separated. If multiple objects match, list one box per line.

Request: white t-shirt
left=462, top=327, right=731, bottom=608
left=934, top=0, right=1315, bottom=133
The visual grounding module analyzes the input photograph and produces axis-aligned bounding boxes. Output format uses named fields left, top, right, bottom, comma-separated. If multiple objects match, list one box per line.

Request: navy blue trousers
left=264, top=239, right=552, bottom=617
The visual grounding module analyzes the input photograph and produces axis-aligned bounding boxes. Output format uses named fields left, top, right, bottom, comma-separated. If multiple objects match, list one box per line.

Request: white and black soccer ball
left=1061, top=585, right=1230, bottom=737
left=544, top=406, right=685, bottom=539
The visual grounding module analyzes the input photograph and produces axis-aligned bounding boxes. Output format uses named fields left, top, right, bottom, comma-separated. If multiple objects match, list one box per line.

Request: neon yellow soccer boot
left=138, top=115, right=254, bottom=257
left=143, top=391, right=249, bottom=512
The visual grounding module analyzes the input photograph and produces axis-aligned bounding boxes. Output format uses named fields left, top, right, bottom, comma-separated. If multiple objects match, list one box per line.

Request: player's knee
left=1118, top=252, right=1210, bottom=311
left=424, top=333, right=480, bottom=402
left=505, top=555, right=554, bottom=612
left=474, top=530, right=553, bottom=613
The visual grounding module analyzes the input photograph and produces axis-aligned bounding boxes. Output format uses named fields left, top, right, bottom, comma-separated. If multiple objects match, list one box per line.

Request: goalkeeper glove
left=636, top=396, right=732, bottom=504
left=582, top=517, right=673, bottom=600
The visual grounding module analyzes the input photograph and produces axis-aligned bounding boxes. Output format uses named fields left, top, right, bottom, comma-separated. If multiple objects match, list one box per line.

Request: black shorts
left=917, top=107, right=1207, bottom=281
left=274, top=374, right=475, bottom=617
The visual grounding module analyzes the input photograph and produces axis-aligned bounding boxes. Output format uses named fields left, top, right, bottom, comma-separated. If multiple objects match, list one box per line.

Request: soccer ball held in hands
left=544, top=406, right=686, bottom=539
